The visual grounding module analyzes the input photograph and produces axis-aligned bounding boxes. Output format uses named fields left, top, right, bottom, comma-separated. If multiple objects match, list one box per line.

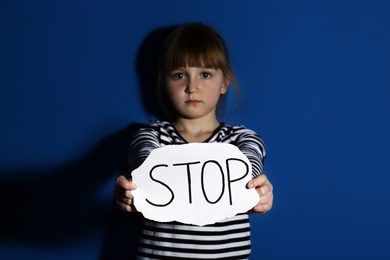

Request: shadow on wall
left=136, top=25, right=176, bottom=119
left=0, top=26, right=177, bottom=259
left=0, top=123, right=143, bottom=259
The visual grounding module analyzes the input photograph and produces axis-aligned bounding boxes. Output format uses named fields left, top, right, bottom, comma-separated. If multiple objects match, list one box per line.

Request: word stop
left=146, top=158, right=249, bottom=207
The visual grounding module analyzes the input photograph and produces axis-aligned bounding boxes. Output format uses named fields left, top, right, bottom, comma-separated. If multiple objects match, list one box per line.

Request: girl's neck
left=172, top=117, right=221, bottom=143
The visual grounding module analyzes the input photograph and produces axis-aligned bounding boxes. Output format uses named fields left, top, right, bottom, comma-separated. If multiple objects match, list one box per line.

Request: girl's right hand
left=115, top=175, right=137, bottom=212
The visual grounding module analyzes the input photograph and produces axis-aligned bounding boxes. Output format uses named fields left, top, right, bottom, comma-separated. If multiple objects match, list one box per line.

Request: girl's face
left=165, top=66, right=230, bottom=121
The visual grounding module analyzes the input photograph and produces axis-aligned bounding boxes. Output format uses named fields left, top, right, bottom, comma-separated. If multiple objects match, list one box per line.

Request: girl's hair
left=157, top=23, right=242, bottom=122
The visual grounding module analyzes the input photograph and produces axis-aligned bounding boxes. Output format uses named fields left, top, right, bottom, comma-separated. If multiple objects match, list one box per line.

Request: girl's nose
left=185, top=78, right=198, bottom=94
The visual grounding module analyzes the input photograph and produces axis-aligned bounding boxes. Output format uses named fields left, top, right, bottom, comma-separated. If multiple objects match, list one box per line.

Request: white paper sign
left=132, top=143, right=259, bottom=226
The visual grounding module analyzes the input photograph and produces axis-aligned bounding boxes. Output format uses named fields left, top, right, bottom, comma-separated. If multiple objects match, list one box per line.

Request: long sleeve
left=232, top=126, right=266, bottom=178
left=128, top=126, right=161, bottom=173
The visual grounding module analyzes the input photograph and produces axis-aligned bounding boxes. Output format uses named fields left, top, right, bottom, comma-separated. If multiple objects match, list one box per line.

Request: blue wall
left=1, top=1, right=389, bottom=259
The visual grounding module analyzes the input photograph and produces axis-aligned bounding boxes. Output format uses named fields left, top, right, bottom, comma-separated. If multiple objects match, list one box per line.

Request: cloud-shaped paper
left=132, top=143, right=259, bottom=226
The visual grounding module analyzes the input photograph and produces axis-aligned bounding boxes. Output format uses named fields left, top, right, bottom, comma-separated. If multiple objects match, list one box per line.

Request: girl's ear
left=220, top=76, right=231, bottom=95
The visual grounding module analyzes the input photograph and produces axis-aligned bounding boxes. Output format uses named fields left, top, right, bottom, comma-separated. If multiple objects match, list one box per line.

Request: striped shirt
left=128, top=120, right=266, bottom=260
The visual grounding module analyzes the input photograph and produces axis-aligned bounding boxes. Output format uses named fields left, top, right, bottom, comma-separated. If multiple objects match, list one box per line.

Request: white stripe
left=160, top=134, right=171, bottom=143
left=141, top=229, right=250, bottom=241
left=139, top=238, right=250, bottom=250
left=138, top=247, right=251, bottom=259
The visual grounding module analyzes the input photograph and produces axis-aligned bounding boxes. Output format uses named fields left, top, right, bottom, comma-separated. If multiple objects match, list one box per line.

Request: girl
left=116, top=23, right=273, bottom=259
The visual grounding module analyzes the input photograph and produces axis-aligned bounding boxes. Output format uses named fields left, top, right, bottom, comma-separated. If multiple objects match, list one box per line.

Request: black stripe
left=140, top=233, right=250, bottom=245
left=204, top=218, right=249, bottom=227
left=137, top=251, right=250, bottom=260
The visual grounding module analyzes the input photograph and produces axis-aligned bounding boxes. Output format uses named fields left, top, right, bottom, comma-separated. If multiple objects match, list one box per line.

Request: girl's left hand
left=247, top=174, right=273, bottom=214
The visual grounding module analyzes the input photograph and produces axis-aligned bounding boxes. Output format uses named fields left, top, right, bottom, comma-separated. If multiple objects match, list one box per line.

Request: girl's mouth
left=185, top=100, right=201, bottom=105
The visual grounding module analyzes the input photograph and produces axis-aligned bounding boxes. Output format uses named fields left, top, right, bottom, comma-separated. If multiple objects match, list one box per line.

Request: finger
left=116, top=177, right=137, bottom=199
left=115, top=187, right=134, bottom=205
left=119, top=196, right=133, bottom=205
left=259, top=191, right=273, bottom=205
left=116, top=175, right=129, bottom=188
left=116, top=176, right=137, bottom=190
left=256, top=180, right=273, bottom=197
left=247, top=174, right=268, bottom=189
left=116, top=201, right=132, bottom=212
left=116, top=198, right=139, bottom=212
left=249, top=195, right=273, bottom=214
left=123, top=189, right=134, bottom=199
left=252, top=202, right=272, bottom=214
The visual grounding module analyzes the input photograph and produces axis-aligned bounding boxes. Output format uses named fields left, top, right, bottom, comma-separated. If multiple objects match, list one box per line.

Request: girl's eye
left=201, top=72, right=211, bottom=79
left=172, top=73, right=184, bottom=80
